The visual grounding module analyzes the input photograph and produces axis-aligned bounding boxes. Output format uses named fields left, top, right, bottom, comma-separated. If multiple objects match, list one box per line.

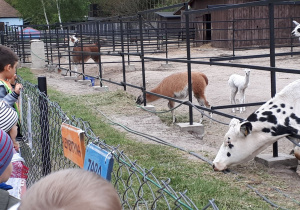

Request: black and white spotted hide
left=213, top=79, right=300, bottom=173
left=292, top=20, right=300, bottom=41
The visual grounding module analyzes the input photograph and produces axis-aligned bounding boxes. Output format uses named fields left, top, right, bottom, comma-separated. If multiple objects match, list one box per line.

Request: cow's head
left=291, top=20, right=300, bottom=40
left=294, top=146, right=300, bottom=160
left=213, top=118, right=266, bottom=171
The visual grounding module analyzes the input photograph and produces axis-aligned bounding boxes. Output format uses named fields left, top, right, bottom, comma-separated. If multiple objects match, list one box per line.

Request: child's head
left=0, top=129, right=14, bottom=183
left=0, top=45, right=18, bottom=78
left=19, top=168, right=122, bottom=210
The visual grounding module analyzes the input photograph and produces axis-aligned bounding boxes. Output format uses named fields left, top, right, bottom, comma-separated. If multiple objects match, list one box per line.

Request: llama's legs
left=196, top=98, right=211, bottom=124
left=242, top=92, right=246, bottom=112
left=73, top=63, right=78, bottom=77
left=197, top=99, right=204, bottom=124
left=293, top=146, right=300, bottom=176
left=230, top=87, right=238, bottom=113
left=168, top=101, right=176, bottom=123
left=239, top=90, right=245, bottom=113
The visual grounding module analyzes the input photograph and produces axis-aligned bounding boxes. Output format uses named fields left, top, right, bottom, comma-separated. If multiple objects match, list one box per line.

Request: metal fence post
left=0, top=33, right=4, bottom=45
left=269, top=2, right=278, bottom=157
left=38, top=76, right=51, bottom=176
left=232, top=10, right=235, bottom=56
left=120, top=17, right=126, bottom=91
left=96, top=21, right=103, bottom=87
left=20, top=26, right=25, bottom=63
left=185, top=3, right=193, bottom=125
left=66, top=27, right=72, bottom=76
left=138, top=14, right=146, bottom=107
left=112, top=24, right=116, bottom=52
left=79, top=24, right=85, bottom=80
left=165, top=22, right=168, bottom=64
left=49, top=25, right=53, bottom=65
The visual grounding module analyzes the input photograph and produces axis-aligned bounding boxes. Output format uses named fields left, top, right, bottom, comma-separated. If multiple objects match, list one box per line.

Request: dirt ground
left=30, top=43, right=300, bottom=208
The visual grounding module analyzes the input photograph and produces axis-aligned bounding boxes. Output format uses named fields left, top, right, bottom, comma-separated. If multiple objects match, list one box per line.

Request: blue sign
left=84, top=143, right=114, bottom=181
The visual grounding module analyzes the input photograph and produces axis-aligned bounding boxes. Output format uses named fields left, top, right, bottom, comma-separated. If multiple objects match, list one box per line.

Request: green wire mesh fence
left=17, top=76, right=218, bottom=210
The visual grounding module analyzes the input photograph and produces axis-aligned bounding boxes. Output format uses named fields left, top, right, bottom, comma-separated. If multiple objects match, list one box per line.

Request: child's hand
left=14, top=83, right=23, bottom=95
left=13, top=140, right=19, bottom=152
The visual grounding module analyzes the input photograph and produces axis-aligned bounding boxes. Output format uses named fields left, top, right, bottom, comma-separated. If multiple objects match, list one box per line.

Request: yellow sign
left=61, top=123, right=85, bottom=168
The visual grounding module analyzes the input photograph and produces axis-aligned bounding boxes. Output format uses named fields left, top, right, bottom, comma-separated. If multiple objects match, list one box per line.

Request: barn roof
left=155, top=12, right=180, bottom=19
left=174, top=0, right=195, bottom=15
left=173, top=0, right=263, bottom=15
left=0, top=0, right=19, bottom=18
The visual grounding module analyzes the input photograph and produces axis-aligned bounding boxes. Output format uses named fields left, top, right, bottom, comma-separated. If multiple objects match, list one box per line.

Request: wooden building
left=0, top=0, right=23, bottom=30
left=175, top=0, right=300, bottom=48
left=155, top=12, right=181, bottom=31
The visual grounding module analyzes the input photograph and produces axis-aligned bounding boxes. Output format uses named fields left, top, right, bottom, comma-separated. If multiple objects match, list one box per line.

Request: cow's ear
left=240, top=121, right=252, bottom=137
left=293, top=20, right=300, bottom=26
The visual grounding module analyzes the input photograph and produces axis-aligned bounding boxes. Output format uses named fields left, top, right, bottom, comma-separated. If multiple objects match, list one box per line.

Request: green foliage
left=89, top=0, right=185, bottom=17
left=5, top=0, right=185, bottom=24
left=5, top=0, right=90, bottom=25
left=58, top=0, right=90, bottom=22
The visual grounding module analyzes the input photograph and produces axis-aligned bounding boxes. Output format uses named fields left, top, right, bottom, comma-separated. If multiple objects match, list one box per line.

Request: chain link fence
left=17, top=76, right=218, bottom=209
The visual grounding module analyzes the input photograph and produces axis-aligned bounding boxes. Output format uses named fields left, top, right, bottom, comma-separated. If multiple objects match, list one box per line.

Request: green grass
left=17, top=68, right=275, bottom=209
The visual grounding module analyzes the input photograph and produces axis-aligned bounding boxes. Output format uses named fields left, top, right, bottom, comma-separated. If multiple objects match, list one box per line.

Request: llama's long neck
left=145, top=85, right=165, bottom=102
left=69, top=42, right=74, bottom=51
left=244, top=73, right=250, bottom=86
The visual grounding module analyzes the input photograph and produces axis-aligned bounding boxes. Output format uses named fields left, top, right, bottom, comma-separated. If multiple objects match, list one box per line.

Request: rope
left=137, top=100, right=230, bottom=125
left=30, top=49, right=52, bottom=64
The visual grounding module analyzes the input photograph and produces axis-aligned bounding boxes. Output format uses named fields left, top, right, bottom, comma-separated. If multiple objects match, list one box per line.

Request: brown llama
left=68, top=35, right=101, bottom=75
left=136, top=71, right=210, bottom=123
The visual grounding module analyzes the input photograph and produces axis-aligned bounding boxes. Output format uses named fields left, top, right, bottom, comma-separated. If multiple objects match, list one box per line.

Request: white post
left=30, top=39, right=46, bottom=69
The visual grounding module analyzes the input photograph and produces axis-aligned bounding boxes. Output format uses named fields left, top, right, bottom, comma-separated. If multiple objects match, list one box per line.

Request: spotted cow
left=213, top=79, right=300, bottom=174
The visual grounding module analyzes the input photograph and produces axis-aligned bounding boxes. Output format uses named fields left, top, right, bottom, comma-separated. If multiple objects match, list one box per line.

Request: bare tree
left=55, top=0, right=63, bottom=30
left=40, top=0, right=50, bottom=28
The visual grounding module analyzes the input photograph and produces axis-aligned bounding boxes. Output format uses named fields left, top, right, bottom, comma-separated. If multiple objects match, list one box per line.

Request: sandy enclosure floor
left=31, top=44, right=300, bottom=205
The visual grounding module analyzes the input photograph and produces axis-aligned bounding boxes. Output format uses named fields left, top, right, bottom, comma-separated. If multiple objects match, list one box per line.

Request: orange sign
left=61, top=123, right=86, bottom=168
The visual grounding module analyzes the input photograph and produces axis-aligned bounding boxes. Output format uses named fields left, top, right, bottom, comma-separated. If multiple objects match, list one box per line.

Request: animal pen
left=2, top=0, right=300, bottom=209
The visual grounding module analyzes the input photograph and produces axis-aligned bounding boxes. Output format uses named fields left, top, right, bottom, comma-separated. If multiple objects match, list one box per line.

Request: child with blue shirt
left=0, top=45, right=23, bottom=151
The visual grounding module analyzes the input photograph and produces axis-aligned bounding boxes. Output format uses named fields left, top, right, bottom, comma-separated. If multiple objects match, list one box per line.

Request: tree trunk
left=40, top=0, right=49, bottom=29
left=56, top=0, right=63, bottom=30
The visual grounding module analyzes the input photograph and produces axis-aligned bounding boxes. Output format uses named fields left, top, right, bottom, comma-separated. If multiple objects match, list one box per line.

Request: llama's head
left=291, top=20, right=300, bottom=40
left=294, top=146, right=300, bottom=160
left=136, top=95, right=144, bottom=105
left=68, top=35, right=79, bottom=47
left=244, top=68, right=251, bottom=76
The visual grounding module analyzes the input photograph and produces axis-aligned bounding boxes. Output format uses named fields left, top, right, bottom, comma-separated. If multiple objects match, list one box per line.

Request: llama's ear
left=293, top=20, right=300, bottom=26
left=136, top=95, right=144, bottom=105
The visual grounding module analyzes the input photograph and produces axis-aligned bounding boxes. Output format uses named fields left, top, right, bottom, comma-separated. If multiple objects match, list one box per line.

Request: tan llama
left=136, top=71, right=210, bottom=123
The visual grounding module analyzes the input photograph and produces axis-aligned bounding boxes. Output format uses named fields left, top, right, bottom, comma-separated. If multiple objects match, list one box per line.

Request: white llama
left=228, top=69, right=251, bottom=113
